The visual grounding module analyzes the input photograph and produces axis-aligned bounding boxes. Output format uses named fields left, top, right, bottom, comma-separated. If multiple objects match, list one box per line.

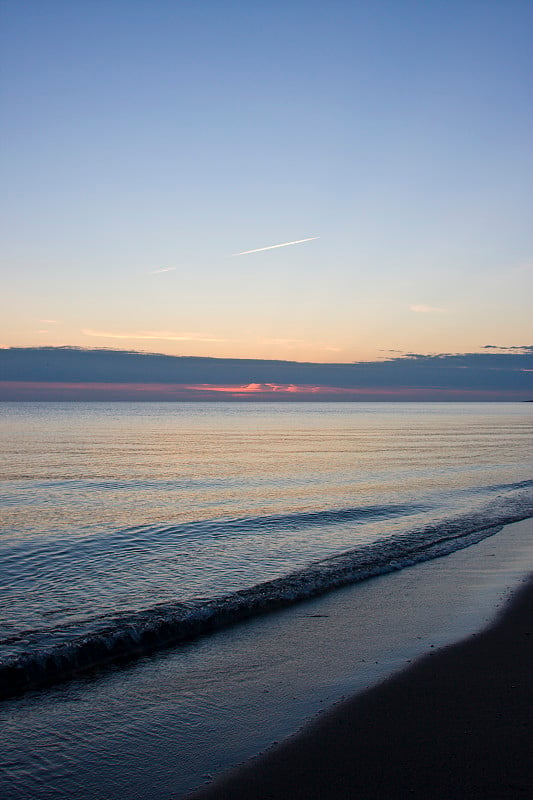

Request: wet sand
left=185, top=572, right=533, bottom=800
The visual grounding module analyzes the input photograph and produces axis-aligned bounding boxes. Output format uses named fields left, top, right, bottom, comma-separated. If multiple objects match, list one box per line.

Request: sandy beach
left=186, top=570, right=533, bottom=799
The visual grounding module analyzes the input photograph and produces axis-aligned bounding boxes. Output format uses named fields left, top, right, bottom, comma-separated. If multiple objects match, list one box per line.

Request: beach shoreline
left=2, top=519, right=533, bottom=800
left=185, top=557, right=533, bottom=799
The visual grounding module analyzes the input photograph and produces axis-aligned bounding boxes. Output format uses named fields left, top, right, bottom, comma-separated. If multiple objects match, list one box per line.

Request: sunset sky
left=1, top=1, right=532, bottom=363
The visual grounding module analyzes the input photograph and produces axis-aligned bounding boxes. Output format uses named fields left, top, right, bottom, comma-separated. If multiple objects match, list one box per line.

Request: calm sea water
left=1, top=402, right=532, bottom=694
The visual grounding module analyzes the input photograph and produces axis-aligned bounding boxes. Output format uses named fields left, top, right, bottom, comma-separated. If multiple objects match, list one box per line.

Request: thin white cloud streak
left=40, top=319, right=59, bottom=324
left=232, top=237, right=319, bottom=256
left=82, top=329, right=228, bottom=343
left=409, top=305, right=448, bottom=313
left=148, top=267, right=177, bottom=275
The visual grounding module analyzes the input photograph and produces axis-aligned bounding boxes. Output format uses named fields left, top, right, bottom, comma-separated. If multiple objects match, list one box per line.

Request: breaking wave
left=1, top=488, right=532, bottom=701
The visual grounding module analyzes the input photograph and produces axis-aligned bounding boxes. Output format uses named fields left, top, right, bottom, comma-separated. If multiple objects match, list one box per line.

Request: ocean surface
left=1, top=401, right=532, bottom=696
left=1, top=401, right=533, bottom=799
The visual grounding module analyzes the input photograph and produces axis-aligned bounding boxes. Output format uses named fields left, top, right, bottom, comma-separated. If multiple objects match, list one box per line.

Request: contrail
left=149, top=266, right=176, bottom=275
left=232, top=236, right=319, bottom=256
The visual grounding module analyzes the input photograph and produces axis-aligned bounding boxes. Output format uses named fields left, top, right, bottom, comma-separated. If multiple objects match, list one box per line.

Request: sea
left=1, top=401, right=532, bottom=798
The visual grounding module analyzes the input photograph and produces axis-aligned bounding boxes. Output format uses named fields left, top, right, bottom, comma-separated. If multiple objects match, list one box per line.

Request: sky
left=1, top=0, right=532, bottom=364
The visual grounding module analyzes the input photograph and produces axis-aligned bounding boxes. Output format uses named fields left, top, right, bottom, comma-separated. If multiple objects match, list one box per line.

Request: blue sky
left=1, top=0, right=532, bottom=362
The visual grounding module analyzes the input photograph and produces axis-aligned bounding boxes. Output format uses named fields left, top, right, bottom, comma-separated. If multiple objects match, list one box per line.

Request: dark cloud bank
left=0, top=346, right=532, bottom=401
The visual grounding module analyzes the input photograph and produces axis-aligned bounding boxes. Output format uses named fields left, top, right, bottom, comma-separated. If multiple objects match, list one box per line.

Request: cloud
left=232, top=236, right=319, bottom=256
left=409, top=305, right=448, bottom=313
left=188, top=383, right=325, bottom=395
left=483, top=344, right=533, bottom=352
left=2, top=346, right=532, bottom=402
left=82, top=329, right=228, bottom=343
left=148, top=267, right=176, bottom=275
left=40, top=319, right=59, bottom=324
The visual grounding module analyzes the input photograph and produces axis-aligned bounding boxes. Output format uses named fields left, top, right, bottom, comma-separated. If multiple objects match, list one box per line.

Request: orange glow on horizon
left=188, top=382, right=324, bottom=394
left=0, top=381, right=526, bottom=401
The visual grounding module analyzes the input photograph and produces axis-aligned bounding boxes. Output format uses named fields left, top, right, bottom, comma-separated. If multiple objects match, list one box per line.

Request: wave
left=130, top=502, right=429, bottom=541
left=2, top=485, right=533, bottom=701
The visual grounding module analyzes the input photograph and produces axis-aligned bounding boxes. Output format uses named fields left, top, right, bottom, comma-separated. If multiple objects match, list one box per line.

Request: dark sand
left=185, top=575, right=533, bottom=800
